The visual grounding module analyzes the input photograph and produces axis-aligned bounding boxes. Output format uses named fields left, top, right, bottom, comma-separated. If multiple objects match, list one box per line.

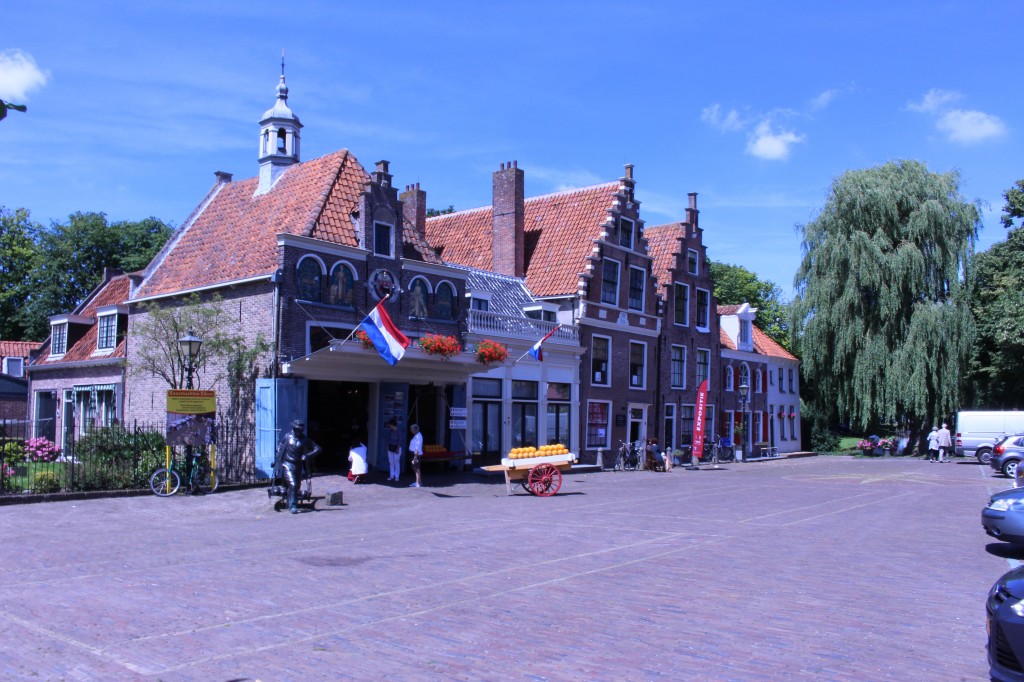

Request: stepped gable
left=426, top=182, right=620, bottom=297
left=35, top=275, right=131, bottom=363
left=753, top=326, right=796, bottom=360
left=137, top=149, right=368, bottom=299
left=643, top=222, right=685, bottom=290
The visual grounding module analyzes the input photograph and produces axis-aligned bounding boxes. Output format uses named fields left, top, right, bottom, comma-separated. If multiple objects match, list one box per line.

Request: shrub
left=32, top=471, right=62, bottom=494
left=1, top=441, right=25, bottom=464
left=24, top=437, right=60, bottom=462
left=73, top=426, right=166, bottom=491
left=811, top=424, right=841, bottom=454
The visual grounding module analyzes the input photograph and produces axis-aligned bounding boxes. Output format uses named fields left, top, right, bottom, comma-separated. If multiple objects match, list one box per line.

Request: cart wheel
left=273, top=499, right=284, bottom=512
left=526, top=464, right=562, bottom=497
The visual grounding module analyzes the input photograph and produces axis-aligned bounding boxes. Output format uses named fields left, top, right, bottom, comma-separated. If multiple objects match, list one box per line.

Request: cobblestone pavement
left=0, top=455, right=1013, bottom=681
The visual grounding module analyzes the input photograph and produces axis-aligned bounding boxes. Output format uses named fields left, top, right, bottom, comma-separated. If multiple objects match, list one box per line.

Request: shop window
left=586, top=400, right=610, bottom=449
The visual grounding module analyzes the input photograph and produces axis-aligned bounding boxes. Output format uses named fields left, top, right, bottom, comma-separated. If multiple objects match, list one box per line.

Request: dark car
left=984, top=486, right=1024, bottom=546
left=988, top=565, right=1024, bottom=680
left=992, top=434, right=1024, bottom=478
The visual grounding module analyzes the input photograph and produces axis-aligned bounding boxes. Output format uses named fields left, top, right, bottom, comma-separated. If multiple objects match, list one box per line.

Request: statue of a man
left=274, top=419, right=321, bottom=513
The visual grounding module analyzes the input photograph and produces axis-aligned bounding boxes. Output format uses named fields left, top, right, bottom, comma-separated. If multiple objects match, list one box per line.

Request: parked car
left=957, top=410, right=1024, bottom=464
left=987, top=564, right=1024, bottom=680
left=991, top=435, right=1024, bottom=478
left=983, top=486, right=1024, bottom=546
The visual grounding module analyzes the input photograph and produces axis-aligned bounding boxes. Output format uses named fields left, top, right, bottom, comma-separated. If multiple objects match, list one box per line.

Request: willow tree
left=792, top=160, right=979, bottom=436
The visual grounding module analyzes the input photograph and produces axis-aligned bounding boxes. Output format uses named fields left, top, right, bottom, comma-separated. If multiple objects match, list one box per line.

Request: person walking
left=937, top=422, right=953, bottom=462
left=385, top=419, right=402, bottom=481
left=408, top=423, right=424, bottom=488
left=926, top=426, right=940, bottom=462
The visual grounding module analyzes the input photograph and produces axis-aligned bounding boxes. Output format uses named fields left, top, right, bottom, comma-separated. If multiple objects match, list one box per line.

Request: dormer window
left=619, top=217, right=635, bottom=249
left=2, top=357, right=23, bottom=377
left=51, top=323, right=68, bottom=356
left=740, top=319, right=752, bottom=346
left=471, top=298, right=490, bottom=312
left=373, top=222, right=393, bottom=257
left=97, top=314, right=117, bottom=351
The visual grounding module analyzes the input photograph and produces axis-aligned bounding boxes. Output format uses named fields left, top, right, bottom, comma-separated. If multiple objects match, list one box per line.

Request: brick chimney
left=400, top=183, right=426, bottom=239
left=686, top=192, right=699, bottom=233
left=492, top=161, right=525, bottom=277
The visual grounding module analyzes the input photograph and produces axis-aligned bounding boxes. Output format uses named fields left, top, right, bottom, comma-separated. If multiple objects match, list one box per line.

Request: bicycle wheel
left=193, top=460, right=218, bottom=494
left=149, top=468, right=181, bottom=497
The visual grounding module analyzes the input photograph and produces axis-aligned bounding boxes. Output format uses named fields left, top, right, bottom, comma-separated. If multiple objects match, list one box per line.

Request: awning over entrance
left=280, top=344, right=482, bottom=384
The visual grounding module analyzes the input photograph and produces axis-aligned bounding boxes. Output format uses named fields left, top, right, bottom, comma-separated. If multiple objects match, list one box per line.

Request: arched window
left=329, top=262, right=355, bottom=307
left=725, top=366, right=734, bottom=391
left=277, top=128, right=287, bottom=154
left=435, top=282, right=455, bottom=320
left=409, top=278, right=431, bottom=318
left=739, top=364, right=750, bottom=391
left=296, top=257, right=323, bottom=302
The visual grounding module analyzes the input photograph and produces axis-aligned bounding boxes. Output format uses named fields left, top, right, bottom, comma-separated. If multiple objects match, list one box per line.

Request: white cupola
left=256, top=56, right=302, bottom=196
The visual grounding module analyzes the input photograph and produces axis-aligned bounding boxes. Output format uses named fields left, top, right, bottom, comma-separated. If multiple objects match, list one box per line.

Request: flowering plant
left=355, top=329, right=374, bottom=349
left=419, top=334, right=461, bottom=359
left=476, top=339, right=508, bottom=365
left=856, top=439, right=876, bottom=450
left=789, top=412, right=797, bottom=419
left=1, top=463, right=15, bottom=478
left=24, top=437, right=60, bottom=462
left=876, top=438, right=894, bottom=450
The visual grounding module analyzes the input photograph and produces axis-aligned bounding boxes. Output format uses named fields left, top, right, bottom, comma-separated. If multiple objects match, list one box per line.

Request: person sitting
left=348, top=443, right=368, bottom=484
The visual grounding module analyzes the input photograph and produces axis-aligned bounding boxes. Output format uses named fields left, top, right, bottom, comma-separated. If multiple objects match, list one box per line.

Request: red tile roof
left=753, top=326, right=796, bottom=360
left=719, top=327, right=736, bottom=351
left=35, top=275, right=131, bottom=364
left=643, top=222, right=685, bottom=291
left=0, top=341, right=40, bottom=359
left=136, top=150, right=370, bottom=299
left=425, top=183, right=620, bottom=297
left=717, top=304, right=742, bottom=315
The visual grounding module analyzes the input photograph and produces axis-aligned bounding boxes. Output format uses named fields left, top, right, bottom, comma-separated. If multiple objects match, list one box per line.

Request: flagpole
left=514, top=324, right=560, bottom=364
left=336, top=292, right=390, bottom=349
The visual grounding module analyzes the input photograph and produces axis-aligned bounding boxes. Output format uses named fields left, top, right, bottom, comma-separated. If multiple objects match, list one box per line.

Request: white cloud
left=809, top=89, right=839, bottom=110
left=0, top=50, right=49, bottom=101
left=745, top=120, right=805, bottom=161
left=936, top=109, right=1007, bottom=143
left=906, top=88, right=961, bottom=113
left=701, top=103, right=746, bottom=132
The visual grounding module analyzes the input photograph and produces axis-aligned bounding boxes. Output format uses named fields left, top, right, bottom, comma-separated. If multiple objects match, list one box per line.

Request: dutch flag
left=528, top=326, right=560, bottom=362
left=359, top=303, right=410, bottom=366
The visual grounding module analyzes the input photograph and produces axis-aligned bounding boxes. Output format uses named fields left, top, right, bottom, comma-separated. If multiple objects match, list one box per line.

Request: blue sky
left=3, top=1, right=1021, bottom=297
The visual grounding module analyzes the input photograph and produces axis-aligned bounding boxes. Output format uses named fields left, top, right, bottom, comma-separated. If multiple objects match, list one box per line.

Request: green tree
left=967, top=179, right=1024, bottom=408
left=792, top=160, right=979, bottom=437
left=20, top=212, right=172, bottom=339
left=0, top=207, right=41, bottom=340
left=710, top=261, right=791, bottom=350
left=426, top=205, right=455, bottom=217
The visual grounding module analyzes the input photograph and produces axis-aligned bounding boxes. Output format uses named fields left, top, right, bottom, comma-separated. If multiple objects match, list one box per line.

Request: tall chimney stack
left=686, top=192, right=699, bottom=232
left=400, top=183, right=427, bottom=239
left=492, top=160, right=525, bottom=277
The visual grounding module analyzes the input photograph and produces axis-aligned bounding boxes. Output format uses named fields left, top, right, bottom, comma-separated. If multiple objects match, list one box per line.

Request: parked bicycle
left=149, top=449, right=218, bottom=496
left=613, top=440, right=641, bottom=471
left=700, top=436, right=734, bottom=466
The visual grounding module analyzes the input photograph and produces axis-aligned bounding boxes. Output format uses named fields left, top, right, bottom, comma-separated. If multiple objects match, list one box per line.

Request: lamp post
left=178, top=331, right=203, bottom=390
left=738, top=381, right=749, bottom=462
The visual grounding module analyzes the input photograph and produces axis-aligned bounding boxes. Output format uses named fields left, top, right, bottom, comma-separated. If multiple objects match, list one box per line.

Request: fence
left=0, top=413, right=259, bottom=498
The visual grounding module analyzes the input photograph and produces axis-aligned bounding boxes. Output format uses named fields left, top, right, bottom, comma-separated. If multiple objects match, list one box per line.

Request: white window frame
left=725, top=366, right=734, bottom=392
left=674, top=282, right=689, bottom=327
left=670, top=345, right=686, bottom=389
left=739, top=363, right=750, bottom=392
left=2, top=356, right=24, bottom=377
left=628, top=341, right=647, bottom=389
left=373, top=221, right=394, bottom=257
left=740, top=319, right=751, bottom=345
left=696, top=287, right=711, bottom=331
left=601, top=258, right=621, bottom=307
left=97, top=313, right=117, bottom=351
left=586, top=399, right=612, bottom=450
left=696, top=347, right=711, bottom=388
left=664, top=403, right=677, bottom=452
left=591, top=334, right=612, bottom=387
left=619, top=217, right=635, bottom=250
left=627, top=266, right=645, bottom=312
left=51, top=322, right=68, bottom=357
left=755, top=368, right=763, bottom=393
left=687, top=249, right=699, bottom=275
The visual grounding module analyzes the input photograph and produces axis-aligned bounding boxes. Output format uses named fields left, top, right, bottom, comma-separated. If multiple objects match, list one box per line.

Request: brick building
left=0, top=340, right=38, bottom=423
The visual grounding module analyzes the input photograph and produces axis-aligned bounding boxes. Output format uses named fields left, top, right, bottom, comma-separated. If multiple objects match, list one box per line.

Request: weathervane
left=0, top=99, right=27, bottom=122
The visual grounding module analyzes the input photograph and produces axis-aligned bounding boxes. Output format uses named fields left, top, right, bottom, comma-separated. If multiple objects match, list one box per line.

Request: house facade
left=26, top=268, right=130, bottom=448
left=0, top=340, right=38, bottom=424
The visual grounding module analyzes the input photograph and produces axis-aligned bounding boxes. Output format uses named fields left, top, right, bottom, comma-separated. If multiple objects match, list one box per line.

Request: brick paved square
left=0, top=456, right=1009, bottom=680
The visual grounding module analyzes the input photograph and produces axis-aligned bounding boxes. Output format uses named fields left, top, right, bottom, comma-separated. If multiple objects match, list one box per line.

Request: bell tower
left=256, top=53, right=302, bottom=196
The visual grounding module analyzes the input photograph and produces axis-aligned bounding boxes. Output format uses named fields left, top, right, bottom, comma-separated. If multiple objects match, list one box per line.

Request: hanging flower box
left=355, top=330, right=374, bottom=350
left=476, top=339, right=508, bottom=366
left=419, top=334, right=461, bottom=360
left=788, top=412, right=797, bottom=419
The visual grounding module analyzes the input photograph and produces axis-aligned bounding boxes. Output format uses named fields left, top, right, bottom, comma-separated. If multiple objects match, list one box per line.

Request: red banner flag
left=691, top=379, right=709, bottom=465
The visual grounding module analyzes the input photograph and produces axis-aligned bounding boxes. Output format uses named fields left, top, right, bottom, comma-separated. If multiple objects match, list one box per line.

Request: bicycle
left=149, top=449, right=218, bottom=496
left=613, top=440, right=641, bottom=471
left=700, top=436, right=734, bottom=466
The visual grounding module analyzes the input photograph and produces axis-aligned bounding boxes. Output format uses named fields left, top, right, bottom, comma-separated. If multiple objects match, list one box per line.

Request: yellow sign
left=166, top=390, right=217, bottom=446
left=167, top=390, right=216, bottom=414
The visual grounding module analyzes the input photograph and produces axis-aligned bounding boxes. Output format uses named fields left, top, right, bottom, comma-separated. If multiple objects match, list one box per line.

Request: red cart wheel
left=526, top=463, right=562, bottom=497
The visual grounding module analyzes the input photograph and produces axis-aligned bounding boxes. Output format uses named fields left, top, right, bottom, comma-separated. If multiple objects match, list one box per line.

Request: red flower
left=476, top=339, right=508, bottom=365
left=419, top=334, right=461, bottom=360
left=355, top=330, right=374, bottom=349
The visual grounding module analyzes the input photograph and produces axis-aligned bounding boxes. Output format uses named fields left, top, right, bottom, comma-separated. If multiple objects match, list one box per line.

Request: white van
left=955, top=411, right=1024, bottom=464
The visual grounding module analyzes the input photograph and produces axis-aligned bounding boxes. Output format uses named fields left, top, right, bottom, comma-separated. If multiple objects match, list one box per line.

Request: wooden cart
left=483, top=452, right=578, bottom=496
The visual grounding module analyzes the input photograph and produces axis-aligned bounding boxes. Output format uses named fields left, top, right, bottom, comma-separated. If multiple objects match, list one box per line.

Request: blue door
left=256, top=378, right=308, bottom=477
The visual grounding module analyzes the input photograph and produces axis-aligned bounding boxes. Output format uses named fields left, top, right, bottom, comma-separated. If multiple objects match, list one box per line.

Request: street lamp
left=178, top=330, right=203, bottom=390
left=738, top=381, right=749, bottom=462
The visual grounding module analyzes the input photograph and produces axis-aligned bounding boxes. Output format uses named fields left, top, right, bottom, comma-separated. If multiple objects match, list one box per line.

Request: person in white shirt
left=937, top=423, right=953, bottom=462
left=926, top=426, right=940, bottom=462
left=408, top=424, right=424, bottom=488
left=348, top=443, right=368, bottom=483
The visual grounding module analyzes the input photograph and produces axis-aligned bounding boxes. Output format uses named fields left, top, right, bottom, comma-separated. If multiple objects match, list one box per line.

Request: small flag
left=359, top=302, right=410, bottom=366
left=528, top=326, right=560, bottom=362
